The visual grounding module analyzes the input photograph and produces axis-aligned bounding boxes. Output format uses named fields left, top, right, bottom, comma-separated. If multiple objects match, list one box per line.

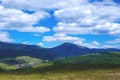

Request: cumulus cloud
left=43, top=33, right=101, bottom=48
left=0, top=5, right=50, bottom=33
left=43, top=33, right=84, bottom=42
left=0, top=31, right=13, bottom=42
left=0, top=0, right=88, bottom=10
left=17, top=26, right=50, bottom=33
left=74, top=40, right=118, bottom=49
left=106, top=38, right=120, bottom=44
left=102, top=37, right=120, bottom=48
left=53, top=22, right=91, bottom=34
left=102, top=45, right=117, bottom=48
left=53, top=22, right=120, bottom=35
left=74, top=41, right=100, bottom=48
left=53, top=0, right=120, bottom=36
left=1, top=0, right=120, bottom=35
left=0, top=0, right=119, bottom=48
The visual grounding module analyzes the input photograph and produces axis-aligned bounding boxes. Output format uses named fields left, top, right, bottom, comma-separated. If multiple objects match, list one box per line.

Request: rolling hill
left=54, top=52, right=120, bottom=68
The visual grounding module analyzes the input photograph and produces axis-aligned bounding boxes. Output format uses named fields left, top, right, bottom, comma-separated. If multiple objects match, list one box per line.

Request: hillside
left=50, top=42, right=89, bottom=57
left=0, top=42, right=120, bottom=60
left=0, top=52, right=120, bottom=80
left=0, top=51, right=120, bottom=80
left=0, top=56, right=50, bottom=70
left=50, top=42, right=120, bottom=58
left=0, top=42, right=57, bottom=60
left=54, top=52, right=120, bottom=68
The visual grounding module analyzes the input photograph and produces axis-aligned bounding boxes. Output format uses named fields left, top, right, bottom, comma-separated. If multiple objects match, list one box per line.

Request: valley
left=0, top=42, right=120, bottom=80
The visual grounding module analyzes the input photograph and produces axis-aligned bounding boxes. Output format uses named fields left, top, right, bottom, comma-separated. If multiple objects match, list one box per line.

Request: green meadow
left=0, top=52, right=120, bottom=80
left=0, top=68, right=120, bottom=80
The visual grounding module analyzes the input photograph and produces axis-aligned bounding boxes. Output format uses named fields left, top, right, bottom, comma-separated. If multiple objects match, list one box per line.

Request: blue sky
left=0, top=0, right=120, bottom=48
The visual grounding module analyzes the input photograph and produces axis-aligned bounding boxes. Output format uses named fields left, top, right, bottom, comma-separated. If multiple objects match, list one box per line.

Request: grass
left=0, top=68, right=120, bottom=80
left=0, top=62, right=120, bottom=80
left=0, top=52, right=120, bottom=80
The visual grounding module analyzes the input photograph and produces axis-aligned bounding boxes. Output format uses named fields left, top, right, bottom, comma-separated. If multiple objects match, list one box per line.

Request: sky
left=0, top=0, right=120, bottom=48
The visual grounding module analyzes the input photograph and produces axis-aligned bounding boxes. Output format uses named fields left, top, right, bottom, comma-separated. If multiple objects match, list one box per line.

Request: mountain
left=50, top=42, right=120, bottom=58
left=0, top=41, right=42, bottom=50
left=50, top=42, right=90, bottom=57
left=0, top=42, right=120, bottom=60
left=0, top=42, right=57, bottom=60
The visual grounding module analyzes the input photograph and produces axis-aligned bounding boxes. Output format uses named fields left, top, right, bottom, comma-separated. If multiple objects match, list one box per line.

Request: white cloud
left=0, top=0, right=88, bottom=10
left=0, top=6, right=49, bottom=24
left=102, top=37, right=120, bottom=48
left=53, top=0, right=120, bottom=36
left=43, top=33, right=84, bottom=42
left=75, top=39, right=119, bottom=49
left=106, top=38, right=120, bottom=44
left=43, top=32, right=119, bottom=48
left=91, top=41, right=100, bottom=46
left=17, top=26, right=50, bottom=33
left=0, top=31, right=13, bottom=42
left=53, top=22, right=120, bottom=35
left=0, top=5, right=50, bottom=33
left=1, top=0, right=120, bottom=35
left=102, top=45, right=117, bottom=49
left=0, top=0, right=120, bottom=48
left=53, top=22, right=91, bottom=34
left=54, top=6, right=93, bottom=23
left=43, top=33, right=101, bottom=48
left=74, top=41, right=100, bottom=48
left=37, top=43, right=43, bottom=47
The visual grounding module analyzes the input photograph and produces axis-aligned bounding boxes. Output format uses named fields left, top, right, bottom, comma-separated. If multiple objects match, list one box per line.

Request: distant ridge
left=50, top=42, right=120, bottom=57
left=0, top=42, right=57, bottom=60
left=0, top=41, right=120, bottom=60
left=0, top=41, right=42, bottom=50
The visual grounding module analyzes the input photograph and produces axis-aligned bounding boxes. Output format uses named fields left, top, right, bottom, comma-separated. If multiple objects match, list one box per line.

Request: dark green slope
left=0, top=42, right=120, bottom=60
left=0, top=42, right=57, bottom=60
left=50, top=42, right=120, bottom=58
left=54, top=52, right=120, bottom=68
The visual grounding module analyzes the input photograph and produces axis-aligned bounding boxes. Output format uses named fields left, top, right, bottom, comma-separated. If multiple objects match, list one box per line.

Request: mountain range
left=0, top=42, right=120, bottom=60
left=50, top=42, right=120, bottom=57
left=0, top=42, right=57, bottom=60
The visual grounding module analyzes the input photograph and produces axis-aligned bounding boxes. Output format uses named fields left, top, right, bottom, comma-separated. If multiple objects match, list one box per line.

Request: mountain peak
left=50, top=42, right=90, bottom=57
left=59, top=42, right=88, bottom=49
left=61, top=42, right=76, bottom=46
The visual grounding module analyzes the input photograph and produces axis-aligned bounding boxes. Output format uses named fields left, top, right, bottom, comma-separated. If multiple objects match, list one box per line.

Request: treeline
left=0, top=52, right=120, bottom=73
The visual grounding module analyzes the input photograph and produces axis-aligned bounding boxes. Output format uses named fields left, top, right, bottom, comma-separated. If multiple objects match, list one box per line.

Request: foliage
left=54, top=52, right=120, bottom=68
left=0, top=64, right=120, bottom=80
left=0, top=52, right=120, bottom=80
left=0, top=56, right=50, bottom=69
left=0, top=63, right=17, bottom=71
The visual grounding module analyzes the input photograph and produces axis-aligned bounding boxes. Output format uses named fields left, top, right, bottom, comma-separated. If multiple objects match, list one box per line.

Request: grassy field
left=0, top=68, right=120, bottom=80
left=0, top=52, right=120, bottom=80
